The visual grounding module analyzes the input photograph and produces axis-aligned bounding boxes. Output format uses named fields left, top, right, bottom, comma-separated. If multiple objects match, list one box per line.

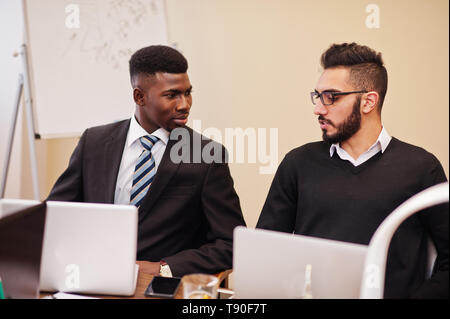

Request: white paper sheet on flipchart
left=24, top=0, right=169, bottom=138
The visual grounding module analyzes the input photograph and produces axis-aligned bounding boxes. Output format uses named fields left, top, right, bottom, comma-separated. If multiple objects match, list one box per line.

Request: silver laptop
left=39, top=201, right=139, bottom=296
left=233, top=226, right=368, bottom=299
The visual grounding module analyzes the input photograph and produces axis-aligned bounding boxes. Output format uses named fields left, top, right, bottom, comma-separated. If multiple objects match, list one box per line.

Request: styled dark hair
left=321, top=43, right=388, bottom=111
left=129, top=45, right=188, bottom=81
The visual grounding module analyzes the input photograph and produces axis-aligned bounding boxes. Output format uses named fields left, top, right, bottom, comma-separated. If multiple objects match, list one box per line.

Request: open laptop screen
left=0, top=201, right=46, bottom=299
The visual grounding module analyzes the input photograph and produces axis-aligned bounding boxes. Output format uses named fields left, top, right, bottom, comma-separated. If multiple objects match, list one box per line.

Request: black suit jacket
left=47, top=119, right=246, bottom=276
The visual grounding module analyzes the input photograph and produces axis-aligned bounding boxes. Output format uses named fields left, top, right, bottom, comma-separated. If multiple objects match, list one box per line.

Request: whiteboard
left=23, top=0, right=169, bottom=138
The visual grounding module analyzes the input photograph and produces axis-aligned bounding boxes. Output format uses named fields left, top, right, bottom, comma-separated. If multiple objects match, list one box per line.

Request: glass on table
left=182, top=273, right=219, bottom=299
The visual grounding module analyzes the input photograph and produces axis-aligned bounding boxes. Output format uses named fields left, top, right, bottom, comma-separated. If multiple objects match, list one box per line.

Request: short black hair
left=129, top=45, right=188, bottom=81
left=321, top=43, right=388, bottom=112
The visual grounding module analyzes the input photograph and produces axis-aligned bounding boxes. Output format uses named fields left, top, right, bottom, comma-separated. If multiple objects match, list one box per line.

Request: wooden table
left=40, top=269, right=232, bottom=299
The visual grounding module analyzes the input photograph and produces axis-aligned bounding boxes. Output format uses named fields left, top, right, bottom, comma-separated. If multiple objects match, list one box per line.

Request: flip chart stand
left=0, top=44, right=40, bottom=200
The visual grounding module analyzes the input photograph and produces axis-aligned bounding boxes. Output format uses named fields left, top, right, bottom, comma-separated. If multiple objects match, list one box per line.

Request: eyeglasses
left=310, top=90, right=368, bottom=106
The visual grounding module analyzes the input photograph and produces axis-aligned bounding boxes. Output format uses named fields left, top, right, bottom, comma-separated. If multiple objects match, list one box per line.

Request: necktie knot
left=140, top=135, right=159, bottom=151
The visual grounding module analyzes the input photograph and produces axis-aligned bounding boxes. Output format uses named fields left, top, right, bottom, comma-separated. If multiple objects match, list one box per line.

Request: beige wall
left=17, top=0, right=448, bottom=229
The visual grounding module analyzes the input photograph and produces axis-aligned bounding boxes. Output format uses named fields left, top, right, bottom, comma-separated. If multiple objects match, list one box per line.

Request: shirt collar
left=329, top=126, right=392, bottom=157
left=127, top=114, right=170, bottom=147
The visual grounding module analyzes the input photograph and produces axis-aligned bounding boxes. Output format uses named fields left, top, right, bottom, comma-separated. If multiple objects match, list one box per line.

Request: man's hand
left=136, top=260, right=160, bottom=275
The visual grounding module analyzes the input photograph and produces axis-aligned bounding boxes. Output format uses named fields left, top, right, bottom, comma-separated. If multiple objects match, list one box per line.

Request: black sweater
left=257, top=137, right=448, bottom=298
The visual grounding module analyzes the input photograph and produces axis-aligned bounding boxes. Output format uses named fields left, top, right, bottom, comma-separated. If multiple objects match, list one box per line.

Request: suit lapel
left=138, top=135, right=181, bottom=220
left=102, top=120, right=130, bottom=203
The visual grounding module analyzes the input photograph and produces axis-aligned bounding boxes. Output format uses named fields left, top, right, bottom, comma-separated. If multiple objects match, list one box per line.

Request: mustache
left=174, top=112, right=189, bottom=119
left=318, top=115, right=334, bottom=127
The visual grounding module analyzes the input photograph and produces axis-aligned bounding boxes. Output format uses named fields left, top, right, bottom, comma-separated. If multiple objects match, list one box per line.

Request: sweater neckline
left=328, top=137, right=398, bottom=174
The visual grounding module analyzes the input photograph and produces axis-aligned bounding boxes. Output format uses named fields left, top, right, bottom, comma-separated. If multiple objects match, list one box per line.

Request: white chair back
left=360, top=182, right=449, bottom=299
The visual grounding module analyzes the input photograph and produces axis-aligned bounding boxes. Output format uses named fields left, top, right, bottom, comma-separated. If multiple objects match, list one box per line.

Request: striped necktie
left=130, top=135, right=159, bottom=207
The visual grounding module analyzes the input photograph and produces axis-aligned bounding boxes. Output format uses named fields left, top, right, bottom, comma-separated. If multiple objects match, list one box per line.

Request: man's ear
left=361, top=91, right=379, bottom=114
left=133, top=87, right=145, bottom=106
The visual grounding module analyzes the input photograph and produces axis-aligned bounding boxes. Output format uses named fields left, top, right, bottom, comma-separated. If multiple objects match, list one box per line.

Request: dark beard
left=321, top=97, right=362, bottom=144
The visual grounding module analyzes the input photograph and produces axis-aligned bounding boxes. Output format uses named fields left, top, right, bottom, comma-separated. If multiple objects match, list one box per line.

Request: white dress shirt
left=329, top=126, right=392, bottom=167
left=114, top=115, right=170, bottom=205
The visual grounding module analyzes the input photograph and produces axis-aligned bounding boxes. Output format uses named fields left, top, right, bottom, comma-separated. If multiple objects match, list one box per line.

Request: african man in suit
left=48, top=45, right=247, bottom=277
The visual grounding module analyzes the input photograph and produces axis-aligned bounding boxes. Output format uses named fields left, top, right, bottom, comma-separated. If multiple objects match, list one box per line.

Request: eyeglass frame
left=310, top=90, right=368, bottom=106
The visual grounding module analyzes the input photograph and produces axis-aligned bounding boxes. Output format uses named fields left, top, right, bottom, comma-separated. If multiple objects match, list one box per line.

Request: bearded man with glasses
left=256, top=43, right=448, bottom=298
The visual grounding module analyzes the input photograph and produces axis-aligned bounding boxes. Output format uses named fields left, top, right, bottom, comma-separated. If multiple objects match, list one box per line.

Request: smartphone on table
left=144, top=276, right=182, bottom=298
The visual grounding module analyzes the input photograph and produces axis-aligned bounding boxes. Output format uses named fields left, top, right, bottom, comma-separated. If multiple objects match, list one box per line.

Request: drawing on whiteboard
left=62, top=0, right=163, bottom=70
